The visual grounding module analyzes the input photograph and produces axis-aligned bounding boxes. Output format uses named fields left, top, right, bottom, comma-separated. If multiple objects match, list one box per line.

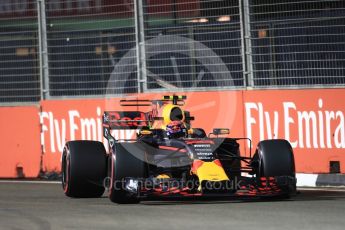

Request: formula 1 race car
left=61, top=95, right=297, bottom=203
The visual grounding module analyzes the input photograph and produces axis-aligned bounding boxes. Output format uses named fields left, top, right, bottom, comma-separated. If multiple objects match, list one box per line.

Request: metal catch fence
left=0, top=0, right=40, bottom=103
left=249, top=0, right=345, bottom=87
left=0, top=0, right=344, bottom=103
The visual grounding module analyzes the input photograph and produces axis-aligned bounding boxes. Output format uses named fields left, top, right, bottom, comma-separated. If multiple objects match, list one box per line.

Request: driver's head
left=166, top=120, right=187, bottom=139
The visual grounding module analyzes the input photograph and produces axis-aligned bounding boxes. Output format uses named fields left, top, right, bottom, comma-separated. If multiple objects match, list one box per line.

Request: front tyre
left=62, top=141, right=106, bottom=198
left=254, top=139, right=297, bottom=195
left=108, top=143, right=147, bottom=204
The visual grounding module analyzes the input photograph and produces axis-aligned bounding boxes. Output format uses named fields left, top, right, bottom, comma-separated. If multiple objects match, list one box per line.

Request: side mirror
left=209, top=128, right=230, bottom=137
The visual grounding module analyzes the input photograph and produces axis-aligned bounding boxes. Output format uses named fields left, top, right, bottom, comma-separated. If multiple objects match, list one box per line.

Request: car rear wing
left=103, top=111, right=149, bottom=130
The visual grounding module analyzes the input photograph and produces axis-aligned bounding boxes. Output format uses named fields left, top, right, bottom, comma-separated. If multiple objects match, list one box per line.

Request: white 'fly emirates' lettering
left=245, top=99, right=345, bottom=149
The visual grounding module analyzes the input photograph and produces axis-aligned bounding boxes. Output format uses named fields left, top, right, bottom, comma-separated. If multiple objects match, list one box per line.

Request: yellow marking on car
left=195, top=161, right=229, bottom=190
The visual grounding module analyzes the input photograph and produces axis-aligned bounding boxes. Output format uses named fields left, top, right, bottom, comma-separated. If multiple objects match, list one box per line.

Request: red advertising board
left=0, top=89, right=344, bottom=178
left=0, top=106, right=41, bottom=178
left=243, top=89, right=345, bottom=173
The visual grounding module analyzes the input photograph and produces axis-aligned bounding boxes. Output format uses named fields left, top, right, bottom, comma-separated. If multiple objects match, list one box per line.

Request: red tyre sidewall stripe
left=63, top=147, right=70, bottom=193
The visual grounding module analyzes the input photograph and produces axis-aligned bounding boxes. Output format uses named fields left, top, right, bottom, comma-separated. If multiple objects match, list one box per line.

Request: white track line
left=298, top=187, right=345, bottom=192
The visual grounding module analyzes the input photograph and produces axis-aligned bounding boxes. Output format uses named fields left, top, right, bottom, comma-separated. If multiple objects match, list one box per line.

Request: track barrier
left=1, top=89, right=344, bottom=178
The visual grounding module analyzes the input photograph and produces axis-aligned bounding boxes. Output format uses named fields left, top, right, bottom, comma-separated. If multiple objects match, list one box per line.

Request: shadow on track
left=139, top=189, right=345, bottom=206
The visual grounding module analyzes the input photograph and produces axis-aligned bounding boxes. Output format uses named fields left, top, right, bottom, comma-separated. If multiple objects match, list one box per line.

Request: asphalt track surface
left=0, top=182, right=345, bottom=230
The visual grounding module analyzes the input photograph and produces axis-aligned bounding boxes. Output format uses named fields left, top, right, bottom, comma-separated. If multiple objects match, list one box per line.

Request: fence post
left=37, top=0, right=50, bottom=99
left=134, top=0, right=147, bottom=93
left=240, top=0, right=254, bottom=88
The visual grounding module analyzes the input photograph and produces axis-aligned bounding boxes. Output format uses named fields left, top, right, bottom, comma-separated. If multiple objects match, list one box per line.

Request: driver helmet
left=166, top=121, right=187, bottom=139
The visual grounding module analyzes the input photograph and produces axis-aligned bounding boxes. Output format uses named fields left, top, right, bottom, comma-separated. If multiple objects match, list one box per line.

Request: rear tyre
left=62, top=141, right=106, bottom=198
left=109, top=143, right=147, bottom=204
left=254, top=139, right=296, bottom=194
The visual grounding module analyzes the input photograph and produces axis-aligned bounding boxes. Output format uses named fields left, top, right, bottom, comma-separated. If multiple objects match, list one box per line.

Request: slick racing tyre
left=62, top=141, right=107, bottom=198
left=108, top=143, right=147, bottom=204
left=254, top=139, right=296, bottom=194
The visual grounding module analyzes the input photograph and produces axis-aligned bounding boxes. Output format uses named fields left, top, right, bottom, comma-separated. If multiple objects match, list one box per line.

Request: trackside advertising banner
left=0, top=106, right=41, bottom=178
left=1, top=89, right=345, bottom=177
left=243, top=89, right=345, bottom=174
